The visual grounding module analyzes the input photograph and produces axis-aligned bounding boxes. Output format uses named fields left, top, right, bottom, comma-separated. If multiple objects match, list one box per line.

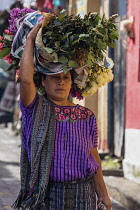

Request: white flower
left=96, top=75, right=106, bottom=86
left=107, top=70, right=114, bottom=81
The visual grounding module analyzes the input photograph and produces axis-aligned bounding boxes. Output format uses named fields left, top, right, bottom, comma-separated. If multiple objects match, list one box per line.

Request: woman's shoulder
left=78, top=105, right=95, bottom=116
left=72, top=105, right=96, bottom=121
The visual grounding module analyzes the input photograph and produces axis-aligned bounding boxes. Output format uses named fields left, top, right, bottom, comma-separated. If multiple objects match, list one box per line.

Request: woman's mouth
left=55, top=89, right=65, bottom=92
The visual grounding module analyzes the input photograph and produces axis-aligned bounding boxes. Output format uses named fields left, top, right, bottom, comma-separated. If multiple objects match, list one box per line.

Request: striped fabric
left=20, top=94, right=99, bottom=183
left=50, top=104, right=99, bottom=182
left=31, top=174, right=96, bottom=210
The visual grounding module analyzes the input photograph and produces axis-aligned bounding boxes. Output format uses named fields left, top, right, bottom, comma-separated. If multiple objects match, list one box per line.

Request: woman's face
left=42, top=71, right=72, bottom=102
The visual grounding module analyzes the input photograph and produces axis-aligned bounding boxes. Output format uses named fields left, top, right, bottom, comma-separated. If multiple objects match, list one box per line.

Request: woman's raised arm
left=20, top=23, right=42, bottom=107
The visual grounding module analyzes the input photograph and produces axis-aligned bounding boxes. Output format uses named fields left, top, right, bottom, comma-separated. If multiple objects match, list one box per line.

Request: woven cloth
left=12, top=95, right=56, bottom=209
left=31, top=174, right=96, bottom=210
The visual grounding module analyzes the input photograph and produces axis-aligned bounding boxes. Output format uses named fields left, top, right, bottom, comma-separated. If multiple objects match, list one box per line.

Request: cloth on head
left=11, top=11, right=64, bottom=75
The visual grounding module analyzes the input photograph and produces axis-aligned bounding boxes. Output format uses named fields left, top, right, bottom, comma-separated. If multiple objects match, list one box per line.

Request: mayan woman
left=0, top=9, right=118, bottom=210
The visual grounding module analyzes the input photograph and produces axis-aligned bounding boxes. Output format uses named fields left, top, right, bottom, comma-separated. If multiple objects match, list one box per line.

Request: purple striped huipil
left=20, top=95, right=99, bottom=182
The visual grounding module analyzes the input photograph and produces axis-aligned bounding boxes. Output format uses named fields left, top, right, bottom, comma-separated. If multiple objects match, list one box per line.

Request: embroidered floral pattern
left=55, top=105, right=94, bottom=122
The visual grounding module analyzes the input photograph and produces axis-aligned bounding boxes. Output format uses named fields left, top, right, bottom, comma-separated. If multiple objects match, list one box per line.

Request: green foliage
left=0, top=48, right=10, bottom=59
left=102, top=155, right=121, bottom=170
left=42, top=12, right=118, bottom=70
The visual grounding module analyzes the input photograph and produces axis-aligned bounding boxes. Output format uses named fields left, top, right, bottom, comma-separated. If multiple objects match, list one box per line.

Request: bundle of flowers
left=0, top=8, right=118, bottom=100
left=0, top=8, right=35, bottom=71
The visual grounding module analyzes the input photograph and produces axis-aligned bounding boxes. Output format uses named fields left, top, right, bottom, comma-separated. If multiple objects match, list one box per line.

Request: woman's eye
left=52, top=76, right=59, bottom=79
left=64, top=76, right=70, bottom=80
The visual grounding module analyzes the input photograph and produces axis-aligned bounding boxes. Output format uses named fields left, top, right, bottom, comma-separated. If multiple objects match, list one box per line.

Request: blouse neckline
left=54, top=103, right=80, bottom=108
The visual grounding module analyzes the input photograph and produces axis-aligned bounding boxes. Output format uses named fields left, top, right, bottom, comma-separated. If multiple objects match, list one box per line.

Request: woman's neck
left=47, top=96, right=76, bottom=107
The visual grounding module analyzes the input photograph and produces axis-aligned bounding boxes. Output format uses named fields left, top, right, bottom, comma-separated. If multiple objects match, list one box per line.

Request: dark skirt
left=44, top=174, right=96, bottom=210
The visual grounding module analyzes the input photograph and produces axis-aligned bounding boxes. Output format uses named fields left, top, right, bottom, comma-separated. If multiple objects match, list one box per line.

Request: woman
left=13, top=23, right=112, bottom=210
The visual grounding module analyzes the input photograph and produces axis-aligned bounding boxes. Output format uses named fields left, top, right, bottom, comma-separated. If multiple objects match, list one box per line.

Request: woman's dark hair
left=70, top=69, right=78, bottom=84
left=33, top=72, right=46, bottom=88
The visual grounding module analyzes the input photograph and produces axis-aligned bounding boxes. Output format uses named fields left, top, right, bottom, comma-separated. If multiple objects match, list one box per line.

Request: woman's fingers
left=27, top=23, right=42, bottom=41
left=97, top=202, right=107, bottom=209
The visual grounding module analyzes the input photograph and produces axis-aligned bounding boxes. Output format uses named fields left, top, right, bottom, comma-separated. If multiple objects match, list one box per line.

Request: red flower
left=0, top=43, right=3, bottom=50
left=4, top=54, right=13, bottom=64
left=4, top=30, right=12, bottom=35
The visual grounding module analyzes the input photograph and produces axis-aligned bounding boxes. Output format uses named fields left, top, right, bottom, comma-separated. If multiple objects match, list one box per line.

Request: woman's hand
left=27, top=22, right=42, bottom=41
left=97, top=196, right=112, bottom=210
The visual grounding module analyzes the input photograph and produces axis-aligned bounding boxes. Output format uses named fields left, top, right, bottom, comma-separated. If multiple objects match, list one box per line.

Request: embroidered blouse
left=20, top=94, right=99, bottom=182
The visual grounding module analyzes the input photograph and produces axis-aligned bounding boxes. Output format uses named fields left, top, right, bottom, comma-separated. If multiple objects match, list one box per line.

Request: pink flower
left=59, top=114, right=67, bottom=121
left=87, top=110, right=93, bottom=116
left=70, top=114, right=76, bottom=120
left=81, top=113, right=87, bottom=119
left=55, top=107, right=61, bottom=113
left=63, top=108, right=70, bottom=114
left=7, top=59, right=13, bottom=64
left=70, top=87, right=83, bottom=100
left=10, top=8, right=21, bottom=19
left=74, top=109, right=80, bottom=115
left=4, top=54, right=13, bottom=64
left=0, top=43, right=3, bottom=49
left=4, top=30, right=11, bottom=35
left=79, top=106, right=85, bottom=111
left=21, top=8, right=35, bottom=16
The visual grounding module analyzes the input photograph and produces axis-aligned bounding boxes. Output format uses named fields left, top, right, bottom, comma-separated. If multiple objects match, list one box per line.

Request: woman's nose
left=57, top=77, right=64, bottom=85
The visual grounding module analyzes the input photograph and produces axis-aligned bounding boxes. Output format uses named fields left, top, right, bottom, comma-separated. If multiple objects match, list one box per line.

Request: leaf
left=58, top=55, right=68, bottom=64
left=0, top=48, right=10, bottom=59
left=61, top=65, right=69, bottom=74
left=61, top=41, right=69, bottom=48
left=43, top=47, right=53, bottom=54
left=3, top=34, right=13, bottom=41
left=87, top=59, right=93, bottom=67
left=54, top=41, right=60, bottom=48
left=108, top=42, right=115, bottom=48
left=43, top=36, right=47, bottom=44
left=68, top=60, right=78, bottom=67
left=52, top=52, right=58, bottom=62
left=58, top=12, right=65, bottom=21
left=69, top=35, right=74, bottom=43
left=104, top=34, right=108, bottom=41
left=44, top=31, right=53, bottom=35
left=53, top=19, right=62, bottom=26
left=109, top=32, right=119, bottom=40
left=59, top=48, right=68, bottom=53
left=79, top=34, right=90, bottom=38
left=65, top=32, right=72, bottom=37
left=97, top=39, right=106, bottom=50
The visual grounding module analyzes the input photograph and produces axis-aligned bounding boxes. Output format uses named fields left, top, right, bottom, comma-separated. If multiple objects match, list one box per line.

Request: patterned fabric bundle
left=12, top=95, right=56, bottom=209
